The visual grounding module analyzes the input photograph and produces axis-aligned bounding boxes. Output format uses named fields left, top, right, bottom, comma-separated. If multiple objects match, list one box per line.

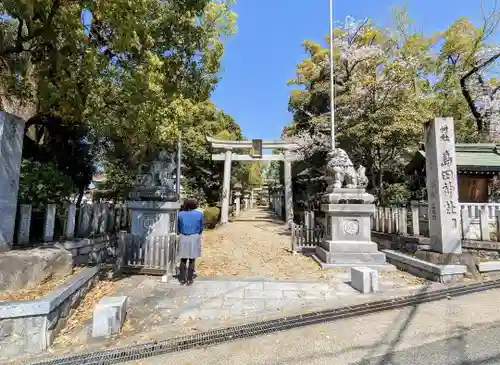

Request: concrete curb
left=383, top=250, right=467, bottom=283
left=477, top=261, right=500, bottom=273
left=0, top=265, right=101, bottom=319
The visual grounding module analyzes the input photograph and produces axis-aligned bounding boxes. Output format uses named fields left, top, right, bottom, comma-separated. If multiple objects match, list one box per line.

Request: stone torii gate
left=206, top=136, right=300, bottom=225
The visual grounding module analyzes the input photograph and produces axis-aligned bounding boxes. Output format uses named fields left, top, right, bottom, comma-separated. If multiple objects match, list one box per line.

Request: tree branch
left=460, top=77, right=485, bottom=132
left=1, top=0, right=61, bottom=57
left=462, top=51, right=500, bottom=81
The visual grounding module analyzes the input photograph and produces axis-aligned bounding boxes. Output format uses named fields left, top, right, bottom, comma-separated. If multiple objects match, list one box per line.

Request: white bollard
left=92, top=296, right=128, bottom=338
left=351, top=267, right=379, bottom=294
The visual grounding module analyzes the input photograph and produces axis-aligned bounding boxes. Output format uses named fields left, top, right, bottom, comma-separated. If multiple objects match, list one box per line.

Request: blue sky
left=211, top=0, right=499, bottom=141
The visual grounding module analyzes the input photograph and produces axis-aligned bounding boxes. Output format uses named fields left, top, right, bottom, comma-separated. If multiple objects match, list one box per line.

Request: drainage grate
left=25, top=278, right=500, bottom=365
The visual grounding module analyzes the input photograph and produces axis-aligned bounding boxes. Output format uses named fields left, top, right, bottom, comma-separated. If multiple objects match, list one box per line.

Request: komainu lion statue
left=326, top=148, right=358, bottom=188
left=357, top=165, right=368, bottom=188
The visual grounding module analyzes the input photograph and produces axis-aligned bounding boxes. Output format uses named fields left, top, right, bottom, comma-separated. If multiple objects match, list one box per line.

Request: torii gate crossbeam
left=206, top=136, right=300, bottom=225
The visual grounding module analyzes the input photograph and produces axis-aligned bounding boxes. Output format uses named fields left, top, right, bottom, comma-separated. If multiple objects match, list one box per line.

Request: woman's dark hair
left=183, top=199, right=198, bottom=211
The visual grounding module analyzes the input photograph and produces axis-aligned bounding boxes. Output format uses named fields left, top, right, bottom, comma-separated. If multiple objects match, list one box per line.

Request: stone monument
left=0, top=112, right=25, bottom=252
left=127, top=150, right=181, bottom=239
left=424, top=117, right=461, bottom=254
left=313, top=148, right=392, bottom=269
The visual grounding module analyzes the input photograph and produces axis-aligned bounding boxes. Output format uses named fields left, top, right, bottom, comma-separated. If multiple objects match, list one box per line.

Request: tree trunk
left=76, top=186, right=85, bottom=206
left=378, top=168, right=385, bottom=204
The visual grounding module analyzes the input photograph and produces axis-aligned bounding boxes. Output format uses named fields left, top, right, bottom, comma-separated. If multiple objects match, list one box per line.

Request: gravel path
left=196, top=209, right=329, bottom=280
left=197, top=208, right=424, bottom=286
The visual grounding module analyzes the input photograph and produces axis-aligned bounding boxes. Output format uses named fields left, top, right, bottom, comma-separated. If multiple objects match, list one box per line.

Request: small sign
left=251, top=139, right=263, bottom=157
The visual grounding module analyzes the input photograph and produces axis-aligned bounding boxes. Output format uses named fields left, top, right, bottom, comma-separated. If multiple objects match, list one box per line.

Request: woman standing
left=177, top=199, right=204, bottom=285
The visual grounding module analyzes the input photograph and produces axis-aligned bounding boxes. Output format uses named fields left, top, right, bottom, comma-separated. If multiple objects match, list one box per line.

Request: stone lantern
left=233, top=183, right=242, bottom=217
left=243, top=191, right=250, bottom=211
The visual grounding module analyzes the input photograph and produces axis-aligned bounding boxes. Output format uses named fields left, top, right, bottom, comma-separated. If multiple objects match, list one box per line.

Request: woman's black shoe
left=186, top=280, right=194, bottom=286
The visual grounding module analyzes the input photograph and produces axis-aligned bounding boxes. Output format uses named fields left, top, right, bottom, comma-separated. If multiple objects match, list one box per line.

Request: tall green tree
left=288, top=16, right=434, bottom=203
left=286, top=6, right=500, bottom=205
left=0, top=0, right=239, bottom=202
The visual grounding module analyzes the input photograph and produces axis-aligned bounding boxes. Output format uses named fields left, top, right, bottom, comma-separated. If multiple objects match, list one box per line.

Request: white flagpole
left=329, top=0, right=335, bottom=149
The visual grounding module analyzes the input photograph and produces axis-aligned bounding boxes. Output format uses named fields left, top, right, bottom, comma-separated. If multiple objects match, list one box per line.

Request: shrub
left=18, top=159, right=75, bottom=211
left=384, top=183, right=412, bottom=206
left=204, top=206, right=221, bottom=228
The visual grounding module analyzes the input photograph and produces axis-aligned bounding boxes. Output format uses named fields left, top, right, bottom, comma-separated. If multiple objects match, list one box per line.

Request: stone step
left=320, top=241, right=379, bottom=253
left=316, top=247, right=387, bottom=264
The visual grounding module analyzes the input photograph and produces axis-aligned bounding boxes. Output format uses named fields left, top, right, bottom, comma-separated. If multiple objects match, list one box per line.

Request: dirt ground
left=196, top=209, right=330, bottom=280
left=196, top=208, right=423, bottom=285
left=0, top=267, right=82, bottom=301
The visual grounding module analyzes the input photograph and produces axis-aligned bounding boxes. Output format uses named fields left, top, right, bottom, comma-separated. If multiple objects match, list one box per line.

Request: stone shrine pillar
left=221, top=148, right=233, bottom=224
left=234, top=191, right=241, bottom=217
left=425, top=118, right=461, bottom=254
left=273, top=193, right=277, bottom=215
left=284, top=152, right=293, bottom=226
left=0, top=112, right=25, bottom=252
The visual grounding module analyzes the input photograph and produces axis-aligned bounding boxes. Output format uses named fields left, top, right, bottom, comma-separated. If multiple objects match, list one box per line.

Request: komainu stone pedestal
left=313, top=203, right=392, bottom=269
left=312, top=149, right=394, bottom=271
left=127, top=201, right=180, bottom=238
left=127, top=150, right=182, bottom=282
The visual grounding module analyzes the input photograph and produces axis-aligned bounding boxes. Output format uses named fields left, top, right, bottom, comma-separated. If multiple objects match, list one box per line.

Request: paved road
left=356, top=324, right=500, bottom=364
left=123, top=289, right=500, bottom=365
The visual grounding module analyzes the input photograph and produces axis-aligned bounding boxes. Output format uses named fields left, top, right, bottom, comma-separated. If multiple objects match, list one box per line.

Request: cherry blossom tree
left=438, top=3, right=500, bottom=140
left=287, top=15, right=434, bottom=203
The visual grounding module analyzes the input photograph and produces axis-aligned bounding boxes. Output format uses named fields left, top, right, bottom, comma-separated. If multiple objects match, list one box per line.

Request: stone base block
left=384, top=249, right=467, bottom=283
left=92, top=296, right=128, bottom=338
left=320, top=240, right=379, bottom=253
left=311, top=254, right=397, bottom=271
left=415, top=250, right=480, bottom=279
left=323, top=188, right=375, bottom=204
left=351, top=267, right=379, bottom=293
left=477, top=261, right=500, bottom=272
left=316, top=246, right=387, bottom=265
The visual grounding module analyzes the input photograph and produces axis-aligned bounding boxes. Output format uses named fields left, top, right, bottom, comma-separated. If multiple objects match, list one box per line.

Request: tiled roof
left=406, top=143, right=500, bottom=173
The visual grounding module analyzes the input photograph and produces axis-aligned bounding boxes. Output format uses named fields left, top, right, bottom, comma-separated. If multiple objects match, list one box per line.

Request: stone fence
left=14, top=202, right=130, bottom=265
left=269, top=188, right=285, bottom=219
left=15, top=202, right=129, bottom=245
left=372, top=201, right=500, bottom=242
